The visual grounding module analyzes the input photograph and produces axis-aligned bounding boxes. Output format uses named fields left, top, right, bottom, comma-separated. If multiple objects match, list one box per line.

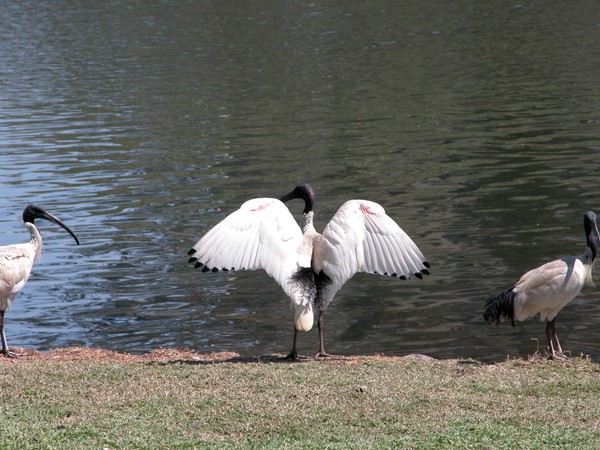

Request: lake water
left=1, top=1, right=599, bottom=362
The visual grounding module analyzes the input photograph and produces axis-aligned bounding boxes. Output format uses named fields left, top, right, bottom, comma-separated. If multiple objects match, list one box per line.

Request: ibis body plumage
left=188, top=184, right=430, bottom=359
left=484, top=211, right=599, bottom=360
left=0, top=205, right=79, bottom=357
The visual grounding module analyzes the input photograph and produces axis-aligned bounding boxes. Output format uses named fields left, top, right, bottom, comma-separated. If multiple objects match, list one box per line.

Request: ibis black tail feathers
left=484, top=288, right=516, bottom=327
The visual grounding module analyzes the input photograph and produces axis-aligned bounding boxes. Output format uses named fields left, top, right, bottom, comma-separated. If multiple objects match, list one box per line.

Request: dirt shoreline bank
left=2, top=345, right=591, bottom=365
left=0, top=346, right=466, bottom=365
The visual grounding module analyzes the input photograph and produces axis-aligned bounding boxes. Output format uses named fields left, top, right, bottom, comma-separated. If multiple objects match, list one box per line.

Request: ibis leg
left=545, top=320, right=556, bottom=358
left=0, top=322, right=8, bottom=356
left=0, top=310, right=22, bottom=358
left=548, top=319, right=568, bottom=360
left=284, top=328, right=299, bottom=360
left=315, top=310, right=336, bottom=359
left=1, top=310, right=9, bottom=356
left=546, top=319, right=568, bottom=361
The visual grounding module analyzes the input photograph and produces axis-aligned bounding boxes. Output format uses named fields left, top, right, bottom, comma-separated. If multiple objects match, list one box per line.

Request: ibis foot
left=1, top=349, right=26, bottom=358
left=284, top=351, right=298, bottom=361
left=282, top=351, right=310, bottom=361
left=549, top=352, right=570, bottom=362
left=315, top=351, right=345, bottom=360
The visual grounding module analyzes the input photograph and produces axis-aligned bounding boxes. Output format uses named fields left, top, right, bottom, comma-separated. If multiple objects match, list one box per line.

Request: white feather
left=190, top=198, right=313, bottom=311
left=513, top=255, right=589, bottom=322
left=0, top=227, right=41, bottom=311
left=313, top=200, right=428, bottom=309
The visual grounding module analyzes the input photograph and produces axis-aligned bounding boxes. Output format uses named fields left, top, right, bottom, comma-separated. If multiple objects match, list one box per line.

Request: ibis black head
left=584, top=210, right=599, bottom=260
left=279, top=183, right=315, bottom=214
left=23, top=204, right=80, bottom=245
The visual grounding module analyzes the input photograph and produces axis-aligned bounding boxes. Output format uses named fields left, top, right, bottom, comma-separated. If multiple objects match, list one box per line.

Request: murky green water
left=1, top=1, right=599, bottom=361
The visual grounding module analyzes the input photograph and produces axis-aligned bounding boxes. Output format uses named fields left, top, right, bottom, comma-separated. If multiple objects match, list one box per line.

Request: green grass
left=0, top=351, right=599, bottom=449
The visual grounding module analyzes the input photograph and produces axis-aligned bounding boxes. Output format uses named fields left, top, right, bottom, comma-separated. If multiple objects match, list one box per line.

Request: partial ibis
left=484, top=211, right=599, bottom=360
left=0, top=205, right=79, bottom=357
left=188, top=183, right=430, bottom=359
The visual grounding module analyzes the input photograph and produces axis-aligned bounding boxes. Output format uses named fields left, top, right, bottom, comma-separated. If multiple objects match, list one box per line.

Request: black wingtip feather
left=414, top=272, right=423, bottom=279
left=193, top=261, right=229, bottom=273
left=187, top=248, right=196, bottom=256
left=423, top=261, right=431, bottom=268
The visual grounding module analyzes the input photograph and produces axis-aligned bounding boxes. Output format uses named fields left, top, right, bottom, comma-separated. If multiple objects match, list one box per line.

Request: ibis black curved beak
left=23, top=204, right=80, bottom=245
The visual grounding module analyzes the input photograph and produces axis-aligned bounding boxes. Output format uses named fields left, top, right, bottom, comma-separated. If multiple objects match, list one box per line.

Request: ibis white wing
left=0, top=243, right=36, bottom=310
left=314, top=200, right=428, bottom=308
left=189, top=198, right=311, bottom=304
left=513, top=256, right=587, bottom=322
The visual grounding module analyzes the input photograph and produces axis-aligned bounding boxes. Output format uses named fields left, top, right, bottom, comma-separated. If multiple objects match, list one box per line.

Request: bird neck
left=585, top=245, right=595, bottom=262
left=301, top=211, right=315, bottom=234
left=584, top=214, right=598, bottom=262
left=25, top=222, right=43, bottom=261
left=301, top=196, right=314, bottom=215
left=586, top=234, right=597, bottom=263
left=581, top=246, right=595, bottom=287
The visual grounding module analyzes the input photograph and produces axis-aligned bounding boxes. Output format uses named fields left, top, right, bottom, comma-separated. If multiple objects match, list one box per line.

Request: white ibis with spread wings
left=188, top=184, right=430, bottom=359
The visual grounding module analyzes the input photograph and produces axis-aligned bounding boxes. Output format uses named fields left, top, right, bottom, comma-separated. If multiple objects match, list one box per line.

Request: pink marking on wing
left=359, top=206, right=378, bottom=216
left=250, top=204, right=269, bottom=212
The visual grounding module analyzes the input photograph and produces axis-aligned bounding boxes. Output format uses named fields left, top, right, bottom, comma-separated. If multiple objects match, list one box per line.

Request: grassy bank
left=0, top=348, right=598, bottom=449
